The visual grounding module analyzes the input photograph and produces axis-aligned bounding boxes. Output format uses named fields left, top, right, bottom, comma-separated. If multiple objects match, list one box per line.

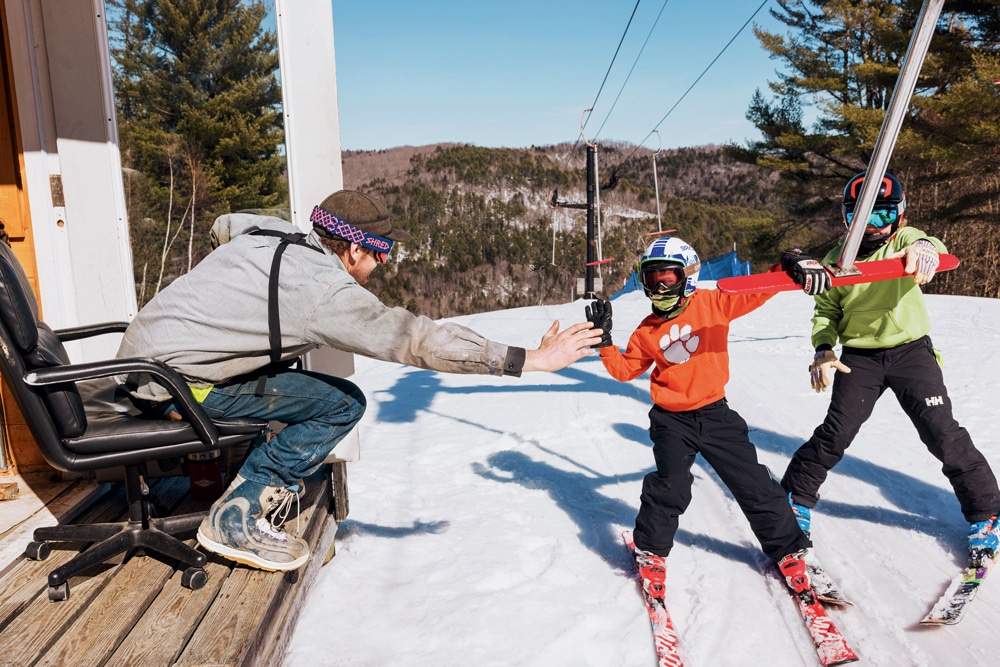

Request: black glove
left=584, top=299, right=613, bottom=348
left=781, top=249, right=831, bottom=296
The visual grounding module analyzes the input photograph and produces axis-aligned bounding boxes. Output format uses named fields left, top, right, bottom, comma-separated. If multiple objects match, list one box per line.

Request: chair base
left=26, top=464, right=211, bottom=600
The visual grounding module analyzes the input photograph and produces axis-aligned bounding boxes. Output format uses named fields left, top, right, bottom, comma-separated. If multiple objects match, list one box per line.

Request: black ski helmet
left=841, top=172, right=906, bottom=230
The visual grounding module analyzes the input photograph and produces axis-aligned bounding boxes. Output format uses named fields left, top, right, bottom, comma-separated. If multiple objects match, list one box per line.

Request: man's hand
left=809, top=349, right=850, bottom=392
left=584, top=299, right=613, bottom=348
left=523, top=321, right=603, bottom=372
left=781, top=249, right=831, bottom=296
left=887, top=239, right=939, bottom=285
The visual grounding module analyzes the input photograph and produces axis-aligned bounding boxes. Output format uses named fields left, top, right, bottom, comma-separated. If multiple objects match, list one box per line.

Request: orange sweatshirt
left=599, top=289, right=773, bottom=411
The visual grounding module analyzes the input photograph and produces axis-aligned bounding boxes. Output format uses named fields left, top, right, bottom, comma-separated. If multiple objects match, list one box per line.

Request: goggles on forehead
left=310, top=206, right=395, bottom=261
left=640, top=265, right=687, bottom=294
left=845, top=204, right=899, bottom=229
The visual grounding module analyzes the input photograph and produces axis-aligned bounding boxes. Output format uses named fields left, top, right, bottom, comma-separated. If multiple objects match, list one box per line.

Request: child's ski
left=623, top=530, right=683, bottom=667
left=803, top=551, right=852, bottom=606
left=781, top=555, right=859, bottom=666
left=920, top=556, right=995, bottom=625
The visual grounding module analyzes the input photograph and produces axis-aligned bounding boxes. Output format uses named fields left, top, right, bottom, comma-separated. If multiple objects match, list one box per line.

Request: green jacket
left=811, top=226, right=946, bottom=350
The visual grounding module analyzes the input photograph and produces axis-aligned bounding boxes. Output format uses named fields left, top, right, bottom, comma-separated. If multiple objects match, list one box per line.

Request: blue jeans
left=170, top=370, right=366, bottom=488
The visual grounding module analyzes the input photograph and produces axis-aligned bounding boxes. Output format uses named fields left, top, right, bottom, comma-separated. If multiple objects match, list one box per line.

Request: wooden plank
left=104, top=488, right=231, bottom=667
left=247, top=483, right=336, bottom=667
left=0, top=476, right=189, bottom=666
left=175, top=475, right=331, bottom=667
left=104, top=556, right=231, bottom=667
left=254, top=513, right=339, bottom=667
left=0, top=553, right=127, bottom=666
left=0, top=486, right=126, bottom=635
left=332, top=461, right=349, bottom=522
left=0, top=479, right=109, bottom=572
left=174, top=566, right=276, bottom=667
left=33, top=551, right=176, bottom=667
left=0, top=470, right=341, bottom=667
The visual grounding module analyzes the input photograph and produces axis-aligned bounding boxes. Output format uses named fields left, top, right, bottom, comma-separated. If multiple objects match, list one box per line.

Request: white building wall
left=5, top=0, right=135, bottom=362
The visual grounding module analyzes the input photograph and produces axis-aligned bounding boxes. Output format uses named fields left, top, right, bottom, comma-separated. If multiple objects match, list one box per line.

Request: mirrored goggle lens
left=846, top=205, right=898, bottom=228
left=641, top=267, right=685, bottom=292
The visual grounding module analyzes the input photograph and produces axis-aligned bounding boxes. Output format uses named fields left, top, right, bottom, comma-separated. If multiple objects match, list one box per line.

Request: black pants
left=634, top=399, right=810, bottom=561
left=782, top=336, right=1000, bottom=522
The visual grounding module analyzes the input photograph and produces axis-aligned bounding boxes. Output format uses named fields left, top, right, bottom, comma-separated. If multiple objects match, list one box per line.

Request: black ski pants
left=782, top=336, right=1000, bottom=522
left=634, top=399, right=810, bottom=562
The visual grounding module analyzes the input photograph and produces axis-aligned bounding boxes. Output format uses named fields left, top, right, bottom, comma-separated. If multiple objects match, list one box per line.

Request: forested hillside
left=112, top=0, right=1000, bottom=317
left=345, top=143, right=808, bottom=319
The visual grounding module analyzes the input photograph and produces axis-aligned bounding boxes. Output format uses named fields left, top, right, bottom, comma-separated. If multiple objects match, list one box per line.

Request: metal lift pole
left=585, top=144, right=597, bottom=299
left=835, top=0, right=945, bottom=273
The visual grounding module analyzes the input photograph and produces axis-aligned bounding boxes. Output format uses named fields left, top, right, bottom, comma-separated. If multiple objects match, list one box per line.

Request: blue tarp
left=611, top=250, right=751, bottom=300
left=699, top=250, right=752, bottom=281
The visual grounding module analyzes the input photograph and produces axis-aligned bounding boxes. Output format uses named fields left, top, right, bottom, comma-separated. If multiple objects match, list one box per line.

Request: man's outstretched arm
left=522, top=321, right=603, bottom=372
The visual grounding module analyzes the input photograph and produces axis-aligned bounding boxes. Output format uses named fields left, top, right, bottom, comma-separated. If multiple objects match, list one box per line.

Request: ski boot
left=778, top=550, right=811, bottom=595
left=633, top=548, right=667, bottom=601
left=968, top=515, right=1000, bottom=569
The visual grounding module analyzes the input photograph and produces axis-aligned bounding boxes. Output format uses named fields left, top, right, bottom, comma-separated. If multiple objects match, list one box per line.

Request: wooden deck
left=0, top=463, right=348, bottom=667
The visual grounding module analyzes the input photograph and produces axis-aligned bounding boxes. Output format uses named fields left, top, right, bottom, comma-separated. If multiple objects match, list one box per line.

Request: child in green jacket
left=781, top=172, right=1000, bottom=568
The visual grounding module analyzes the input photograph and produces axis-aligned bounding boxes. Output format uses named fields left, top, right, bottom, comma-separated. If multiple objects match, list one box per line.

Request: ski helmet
left=637, top=237, right=700, bottom=299
left=841, top=172, right=906, bottom=231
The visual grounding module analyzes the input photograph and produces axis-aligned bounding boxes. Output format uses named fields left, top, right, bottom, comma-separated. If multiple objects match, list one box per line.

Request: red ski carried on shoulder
left=718, top=254, right=960, bottom=295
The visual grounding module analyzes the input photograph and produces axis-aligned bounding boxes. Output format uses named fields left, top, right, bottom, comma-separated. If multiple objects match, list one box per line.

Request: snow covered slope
left=285, top=289, right=1000, bottom=666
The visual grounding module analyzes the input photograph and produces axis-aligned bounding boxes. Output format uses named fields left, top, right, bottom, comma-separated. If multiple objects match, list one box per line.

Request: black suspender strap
left=248, top=230, right=323, bottom=396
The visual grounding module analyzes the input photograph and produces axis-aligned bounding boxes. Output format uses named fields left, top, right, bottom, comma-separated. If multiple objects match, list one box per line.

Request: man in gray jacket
left=117, top=190, right=602, bottom=572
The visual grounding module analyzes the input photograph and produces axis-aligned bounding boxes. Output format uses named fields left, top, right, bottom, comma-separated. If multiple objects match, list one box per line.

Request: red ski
left=781, top=555, right=859, bottom=666
left=623, top=530, right=683, bottom=667
left=788, top=583, right=859, bottom=666
left=718, top=253, right=960, bottom=295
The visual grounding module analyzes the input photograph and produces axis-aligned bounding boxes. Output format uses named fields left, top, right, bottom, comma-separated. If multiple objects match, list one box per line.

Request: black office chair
left=0, top=242, right=267, bottom=600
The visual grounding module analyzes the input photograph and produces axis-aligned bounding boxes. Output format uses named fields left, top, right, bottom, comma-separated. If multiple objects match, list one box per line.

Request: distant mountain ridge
left=340, top=143, right=800, bottom=319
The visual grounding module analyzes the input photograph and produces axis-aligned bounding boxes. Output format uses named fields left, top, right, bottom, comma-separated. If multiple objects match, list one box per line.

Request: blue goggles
left=845, top=204, right=899, bottom=229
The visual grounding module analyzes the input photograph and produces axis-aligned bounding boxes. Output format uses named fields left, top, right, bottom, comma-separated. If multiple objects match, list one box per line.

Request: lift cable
left=592, top=0, right=672, bottom=142
left=621, top=0, right=769, bottom=165
left=571, top=0, right=643, bottom=152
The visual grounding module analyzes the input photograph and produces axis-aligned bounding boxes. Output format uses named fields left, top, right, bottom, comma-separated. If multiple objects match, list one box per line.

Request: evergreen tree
left=108, top=0, right=284, bottom=302
left=726, top=0, right=1000, bottom=295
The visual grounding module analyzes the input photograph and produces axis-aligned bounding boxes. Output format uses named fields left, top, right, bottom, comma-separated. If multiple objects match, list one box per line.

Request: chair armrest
left=53, top=321, right=130, bottom=341
left=25, top=357, right=220, bottom=446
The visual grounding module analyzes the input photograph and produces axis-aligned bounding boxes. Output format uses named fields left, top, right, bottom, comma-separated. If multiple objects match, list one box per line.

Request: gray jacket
left=118, top=214, right=523, bottom=401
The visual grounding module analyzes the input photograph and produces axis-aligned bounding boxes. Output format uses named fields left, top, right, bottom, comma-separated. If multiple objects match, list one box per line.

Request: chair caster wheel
left=25, top=541, right=50, bottom=561
left=182, top=567, right=208, bottom=590
left=48, top=582, right=69, bottom=601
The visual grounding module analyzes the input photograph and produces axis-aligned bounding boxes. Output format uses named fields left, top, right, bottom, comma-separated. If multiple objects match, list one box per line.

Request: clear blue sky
left=326, top=0, right=793, bottom=151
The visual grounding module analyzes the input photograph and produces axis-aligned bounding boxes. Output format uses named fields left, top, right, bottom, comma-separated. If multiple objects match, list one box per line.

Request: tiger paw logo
left=660, top=324, right=699, bottom=364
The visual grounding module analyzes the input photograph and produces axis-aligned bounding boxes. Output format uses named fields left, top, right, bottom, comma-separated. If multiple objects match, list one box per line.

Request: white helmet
left=638, top=237, right=700, bottom=298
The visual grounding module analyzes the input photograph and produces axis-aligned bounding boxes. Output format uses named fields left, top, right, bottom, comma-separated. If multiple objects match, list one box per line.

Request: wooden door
left=0, top=0, right=48, bottom=474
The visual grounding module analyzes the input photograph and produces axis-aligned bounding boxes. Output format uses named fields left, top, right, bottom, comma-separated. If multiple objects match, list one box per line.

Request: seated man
left=117, top=189, right=601, bottom=571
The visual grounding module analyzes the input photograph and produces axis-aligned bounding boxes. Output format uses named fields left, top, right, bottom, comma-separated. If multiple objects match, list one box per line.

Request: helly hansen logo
left=925, top=396, right=944, bottom=406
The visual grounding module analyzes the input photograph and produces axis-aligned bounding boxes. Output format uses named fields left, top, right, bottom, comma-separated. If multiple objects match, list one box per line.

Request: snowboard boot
left=788, top=494, right=811, bottom=539
left=968, top=515, right=1000, bottom=568
left=777, top=550, right=811, bottom=594
left=633, top=548, right=667, bottom=601
left=197, top=475, right=309, bottom=571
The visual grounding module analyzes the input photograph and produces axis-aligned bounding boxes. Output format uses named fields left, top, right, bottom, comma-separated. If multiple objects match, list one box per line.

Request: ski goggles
left=640, top=265, right=687, bottom=293
left=845, top=204, right=899, bottom=229
left=310, top=206, right=394, bottom=262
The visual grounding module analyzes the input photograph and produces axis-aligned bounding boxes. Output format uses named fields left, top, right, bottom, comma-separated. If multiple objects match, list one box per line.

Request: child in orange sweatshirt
left=587, top=236, right=828, bottom=599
